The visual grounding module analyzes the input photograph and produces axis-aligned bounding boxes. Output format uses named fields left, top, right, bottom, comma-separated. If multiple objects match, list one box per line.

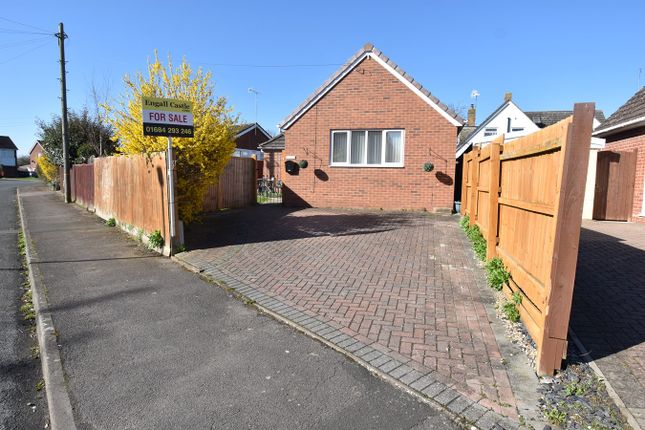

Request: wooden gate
left=593, top=150, right=638, bottom=221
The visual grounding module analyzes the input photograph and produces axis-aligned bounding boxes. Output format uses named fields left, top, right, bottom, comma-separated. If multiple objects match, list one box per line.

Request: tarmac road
left=0, top=178, right=46, bottom=430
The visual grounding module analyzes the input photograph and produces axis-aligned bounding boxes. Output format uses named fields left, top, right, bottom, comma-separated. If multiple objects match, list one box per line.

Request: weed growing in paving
left=485, top=257, right=510, bottom=291
left=106, top=217, right=116, bottom=227
left=545, top=405, right=567, bottom=426
left=459, top=215, right=487, bottom=261
left=147, top=230, right=164, bottom=249
left=35, top=380, right=45, bottom=392
left=501, top=292, right=522, bottom=323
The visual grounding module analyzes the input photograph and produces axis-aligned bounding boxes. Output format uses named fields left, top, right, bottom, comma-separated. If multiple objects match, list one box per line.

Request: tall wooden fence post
left=486, top=137, right=502, bottom=259
left=469, top=147, right=481, bottom=226
left=537, top=103, right=595, bottom=375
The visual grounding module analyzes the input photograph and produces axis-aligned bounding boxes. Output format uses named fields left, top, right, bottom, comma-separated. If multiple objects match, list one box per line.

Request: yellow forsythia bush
left=36, top=153, right=59, bottom=183
left=104, top=52, right=238, bottom=223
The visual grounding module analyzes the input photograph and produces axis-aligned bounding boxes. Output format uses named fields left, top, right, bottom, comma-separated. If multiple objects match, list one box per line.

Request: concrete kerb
left=16, top=189, right=77, bottom=430
left=568, top=328, right=642, bottom=430
left=172, top=252, right=518, bottom=430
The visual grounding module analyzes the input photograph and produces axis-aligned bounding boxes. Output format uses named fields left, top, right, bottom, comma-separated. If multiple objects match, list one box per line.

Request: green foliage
left=545, top=406, right=567, bottom=426
left=35, top=380, right=45, bottom=391
left=565, top=381, right=587, bottom=396
left=464, top=223, right=487, bottom=261
left=423, top=162, right=434, bottom=172
left=176, top=244, right=186, bottom=253
left=106, top=52, right=238, bottom=223
left=459, top=214, right=470, bottom=231
left=148, top=230, right=164, bottom=249
left=106, top=217, right=116, bottom=227
left=485, top=257, right=510, bottom=291
left=502, top=293, right=522, bottom=323
left=36, top=107, right=116, bottom=165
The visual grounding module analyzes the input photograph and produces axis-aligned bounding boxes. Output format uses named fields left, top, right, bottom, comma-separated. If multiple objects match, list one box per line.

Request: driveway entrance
left=180, top=207, right=521, bottom=419
left=571, top=220, right=645, bottom=428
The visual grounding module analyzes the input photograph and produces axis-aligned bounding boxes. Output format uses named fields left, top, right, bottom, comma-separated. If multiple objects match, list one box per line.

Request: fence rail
left=461, top=103, right=595, bottom=375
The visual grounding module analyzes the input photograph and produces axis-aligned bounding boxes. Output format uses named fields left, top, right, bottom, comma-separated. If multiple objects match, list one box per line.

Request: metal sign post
left=141, top=96, right=194, bottom=255
left=167, top=135, right=175, bottom=248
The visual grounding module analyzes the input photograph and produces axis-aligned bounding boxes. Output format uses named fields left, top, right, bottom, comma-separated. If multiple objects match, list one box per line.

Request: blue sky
left=1, top=0, right=644, bottom=156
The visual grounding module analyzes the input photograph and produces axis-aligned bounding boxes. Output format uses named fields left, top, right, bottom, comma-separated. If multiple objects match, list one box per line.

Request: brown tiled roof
left=594, top=87, right=645, bottom=134
left=526, top=110, right=606, bottom=128
left=0, top=136, right=17, bottom=150
left=278, top=43, right=465, bottom=130
left=258, top=133, right=284, bottom=150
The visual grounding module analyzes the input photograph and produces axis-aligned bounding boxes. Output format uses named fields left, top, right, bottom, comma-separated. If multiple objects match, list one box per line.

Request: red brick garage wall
left=604, top=127, right=645, bottom=223
left=282, top=57, right=457, bottom=211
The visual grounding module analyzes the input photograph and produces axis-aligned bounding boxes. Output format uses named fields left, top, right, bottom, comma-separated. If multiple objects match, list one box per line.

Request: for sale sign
left=142, top=96, right=194, bottom=137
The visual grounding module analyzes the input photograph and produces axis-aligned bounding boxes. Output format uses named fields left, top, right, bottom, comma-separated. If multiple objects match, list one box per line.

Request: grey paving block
left=446, top=395, right=473, bottom=414
left=434, top=388, right=460, bottom=406
left=369, top=355, right=391, bottom=368
left=399, top=370, right=424, bottom=386
left=410, top=375, right=437, bottom=391
left=476, top=411, right=504, bottom=430
left=361, top=350, right=381, bottom=362
left=379, top=360, right=401, bottom=373
left=354, top=346, right=374, bottom=358
left=421, top=382, right=447, bottom=399
left=495, top=417, right=520, bottom=430
left=389, top=364, right=412, bottom=379
left=461, top=403, right=488, bottom=423
left=345, top=341, right=365, bottom=353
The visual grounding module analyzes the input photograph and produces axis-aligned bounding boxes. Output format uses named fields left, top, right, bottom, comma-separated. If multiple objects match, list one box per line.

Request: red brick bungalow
left=277, top=43, right=464, bottom=211
left=593, top=87, right=645, bottom=223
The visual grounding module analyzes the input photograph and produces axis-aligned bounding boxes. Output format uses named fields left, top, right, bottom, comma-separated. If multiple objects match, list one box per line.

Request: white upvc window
left=330, top=129, right=404, bottom=167
left=484, top=127, right=497, bottom=137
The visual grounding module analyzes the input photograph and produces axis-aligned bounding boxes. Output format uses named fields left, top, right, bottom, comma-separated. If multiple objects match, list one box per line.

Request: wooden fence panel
left=93, top=154, right=170, bottom=247
left=460, top=104, right=595, bottom=375
left=203, top=157, right=257, bottom=211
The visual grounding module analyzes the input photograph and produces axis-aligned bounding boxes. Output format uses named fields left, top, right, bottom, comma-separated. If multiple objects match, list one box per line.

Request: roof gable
left=258, top=133, right=284, bottom=150
left=278, top=43, right=464, bottom=130
left=29, top=140, right=43, bottom=155
left=594, top=87, right=645, bottom=136
left=456, top=101, right=538, bottom=158
left=0, top=136, right=17, bottom=150
left=234, top=123, right=272, bottom=140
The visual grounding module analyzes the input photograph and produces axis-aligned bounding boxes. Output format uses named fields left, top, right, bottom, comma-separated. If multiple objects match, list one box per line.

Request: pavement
left=179, top=206, right=547, bottom=428
left=18, top=185, right=464, bottom=430
left=571, top=220, right=645, bottom=429
left=0, top=178, right=47, bottom=430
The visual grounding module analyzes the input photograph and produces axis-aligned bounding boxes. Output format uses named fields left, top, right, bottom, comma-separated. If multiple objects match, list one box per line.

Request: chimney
left=504, top=92, right=513, bottom=102
left=467, top=104, right=476, bottom=127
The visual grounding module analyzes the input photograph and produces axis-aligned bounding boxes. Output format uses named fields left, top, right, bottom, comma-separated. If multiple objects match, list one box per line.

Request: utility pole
left=56, top=22, right=71, bottom=203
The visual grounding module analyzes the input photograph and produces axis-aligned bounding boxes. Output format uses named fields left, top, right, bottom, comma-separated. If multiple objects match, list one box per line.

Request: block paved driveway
left=181, top=207, right=519, bottom=418
left=571, top=220, right=645, bottom=428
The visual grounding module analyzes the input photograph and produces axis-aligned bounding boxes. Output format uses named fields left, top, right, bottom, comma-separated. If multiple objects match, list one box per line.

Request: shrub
left=485, top=257, right=510, bottom=291
left=106, top=217, right=116, bottom=227
left=148, top=230, right=164, bottom=249
left=36, top=153, right=59, bottom=184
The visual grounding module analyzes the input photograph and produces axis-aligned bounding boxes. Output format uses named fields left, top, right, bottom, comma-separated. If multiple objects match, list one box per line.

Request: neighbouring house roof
left=0, top=136, right=18, bottom=150
left=526, top=110, right=606, bottom=128
left=458, top=126, right=476, bottom=146
left=258, top=133, right=284, bottom=150
left=29, top=140, right=43, bottom=156
left=456, top=101, right=514, bottom=158
left=593, top=87, right=645, bottom=136
left=234, top=122, right=272, bottom=140
left=278, top=43, right=465, bottom=130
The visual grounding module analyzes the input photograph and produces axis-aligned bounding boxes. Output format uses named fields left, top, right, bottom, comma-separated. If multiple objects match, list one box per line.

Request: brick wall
left=283, top=57, right=457, bottom=211
left=262, top=150, right=282, bottom=181
left=604, top=127, right=645, bottom=223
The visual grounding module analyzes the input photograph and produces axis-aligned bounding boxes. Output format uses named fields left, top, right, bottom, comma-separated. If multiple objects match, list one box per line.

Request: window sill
left=329, top=164, right=405, bottom=168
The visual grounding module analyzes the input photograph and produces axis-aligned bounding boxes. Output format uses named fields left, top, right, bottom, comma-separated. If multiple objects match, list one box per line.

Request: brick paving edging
left=173, top=253, right=522, bottom=430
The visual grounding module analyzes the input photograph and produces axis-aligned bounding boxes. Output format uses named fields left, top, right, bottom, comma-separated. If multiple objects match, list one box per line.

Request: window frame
left=484, top=127, right=498, bottom=137
left=330, top=129, right=405, bottom=168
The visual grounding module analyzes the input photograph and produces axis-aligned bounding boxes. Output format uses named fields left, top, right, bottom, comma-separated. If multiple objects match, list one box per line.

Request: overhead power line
left=0, top=39, right=52, bottom=65
left=0, top=16, right=51, bottom=33
left=200, top=62, right=343, bottom=69
left=0, top=27, right=53, bottom=36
